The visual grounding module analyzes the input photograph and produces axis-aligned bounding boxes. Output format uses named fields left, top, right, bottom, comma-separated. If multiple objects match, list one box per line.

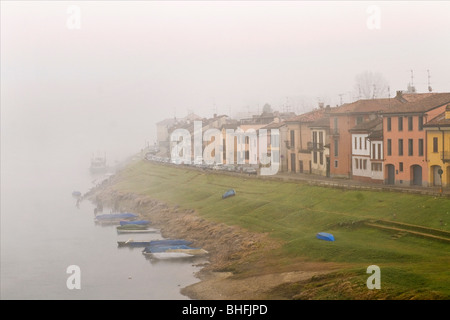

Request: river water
left=0, top=149, right=202, bottom=300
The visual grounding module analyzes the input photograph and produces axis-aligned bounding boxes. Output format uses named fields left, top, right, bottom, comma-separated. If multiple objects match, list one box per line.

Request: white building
left=349, top=117, right=384, bottom=183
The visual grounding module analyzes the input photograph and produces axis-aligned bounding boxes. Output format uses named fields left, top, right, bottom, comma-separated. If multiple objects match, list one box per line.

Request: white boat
left=149, top=252, right=195, bottom=259
left=166, top=248, right=209, bottom=256
left=90, top=153, right=107, bottom=174
left=116, top=228, right=159, bottom=234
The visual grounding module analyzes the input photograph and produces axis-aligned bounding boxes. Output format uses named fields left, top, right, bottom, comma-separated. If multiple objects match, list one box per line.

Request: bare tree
left=354, top=71, right=390, bottom=99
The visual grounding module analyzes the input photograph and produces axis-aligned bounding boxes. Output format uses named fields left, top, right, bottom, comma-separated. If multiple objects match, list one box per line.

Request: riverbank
left=86, top=184, right=337, bottom=299
left=84, top=159, right=450, bottom=299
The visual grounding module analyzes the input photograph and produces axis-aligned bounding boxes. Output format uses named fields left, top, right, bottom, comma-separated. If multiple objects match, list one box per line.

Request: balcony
left=307, top=142, right=324, bottom=151
left=330, top=128, right=340, bottom=137
left=441, top=151, right=450, bottom=163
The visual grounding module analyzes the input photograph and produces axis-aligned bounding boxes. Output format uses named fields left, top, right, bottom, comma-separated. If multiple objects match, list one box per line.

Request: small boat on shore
left=316, top=232, right=335, bottom=241
left=119, top=220, right=151, bottom=226
left=95, top=212, right=139, bottom=221
left=117, top=240, right=154, bottom=247
left=116, top=228, right=159, bottom=234
left=116, top=224, right=149, bottom=230
left=148, top=239, right=192, bottom=247
left=150, top=252, right=195, bottom=259
left=142, top=245, right=193, bottom=254
left=222, top=189, right=236, bottom=199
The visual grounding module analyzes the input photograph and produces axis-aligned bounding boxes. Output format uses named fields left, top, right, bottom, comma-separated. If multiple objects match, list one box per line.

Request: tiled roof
left=349, top=117, right=383, bottom=132
left=382, top=93, right=450, bottom=114
left=329, top=98, right=404, bottom=114
left=285, top=108, right=327, bottom=123
left=261, top=121, right=286, bottom=129
left=308, top=115, right=330, bottom=128
left=423, top=111, right=450, bottom=127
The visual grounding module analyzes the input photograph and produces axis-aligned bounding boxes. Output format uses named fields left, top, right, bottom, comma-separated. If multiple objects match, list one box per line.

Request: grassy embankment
left=111, top=160, right=450, bottom=299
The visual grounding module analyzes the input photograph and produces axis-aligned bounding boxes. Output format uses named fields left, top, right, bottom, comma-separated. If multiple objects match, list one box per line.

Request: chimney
left=445, top=104, right=450, bottom=120
left=395, top=90, right=407, bottom=103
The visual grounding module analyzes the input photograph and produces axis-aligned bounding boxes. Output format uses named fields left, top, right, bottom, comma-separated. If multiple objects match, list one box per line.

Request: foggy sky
left=2, top=1, right=450, bottom=163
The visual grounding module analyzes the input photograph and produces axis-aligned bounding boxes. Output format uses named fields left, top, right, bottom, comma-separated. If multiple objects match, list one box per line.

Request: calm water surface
left=0, top=154, right=202, bottom=300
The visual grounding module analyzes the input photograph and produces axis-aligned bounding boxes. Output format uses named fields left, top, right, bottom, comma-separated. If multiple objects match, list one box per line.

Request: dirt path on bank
left=84, top=179, right=336, bottom=300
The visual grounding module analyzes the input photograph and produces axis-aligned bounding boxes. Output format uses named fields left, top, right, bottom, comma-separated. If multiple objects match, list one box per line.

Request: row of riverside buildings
left=155, top=90, right=450, bottom=187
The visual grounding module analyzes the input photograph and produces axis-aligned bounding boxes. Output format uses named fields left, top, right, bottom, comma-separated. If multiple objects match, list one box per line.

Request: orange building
left=285, top=108, right=328, bottom=173
left=328, top=98, right=405, bottom=178
left=382, top=93, right=450, bottom=186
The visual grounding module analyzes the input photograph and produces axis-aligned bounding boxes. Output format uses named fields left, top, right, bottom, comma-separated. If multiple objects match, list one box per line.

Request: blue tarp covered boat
left=222, top=189, right=236, bottom=199
left=119, top=220, right=151, bottom=226
left=72, top=191, right=82, bottom=198
left=148, top=239, right=192, bottom=247
left=95, top=212, right=138, bottom=221
left=316, top=232, right=335, bottom=241
left=142, top=245, right=195, bottom=254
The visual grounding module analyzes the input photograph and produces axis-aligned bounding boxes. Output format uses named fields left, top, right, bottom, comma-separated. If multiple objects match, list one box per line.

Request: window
left=320, top=152, right=323, bottom=165
left=408, top=139, right=413, bottom=156
left=319, top=132, right=323, bottom=145
left=359, top=137, right=362, bottom=150
left=334, top=139, right=339, bottom=157
left=418, top=116, right=423, bottom=131
left=418, top=139, right=424, bottom=156
left=398, top=117, right=403, bottom=131
left=334, top=160, right=338, bottom=168
left=363, top=159, right=367, bottom=170
left=408, top=116, right=413, bottom=131
left=399, top=162, right=403, bottom=172
left=313, top=151, right=318, bottom=164
left=364, top=138, right=367, bottom=150
left=354, top=137, right=357, bottom=149
left=334, top=118, right=338, bottom=133
left=356, top=116, right=363, bottom=125
left=398, top=139, right=403, bottom=156
left=360, top=159, right=363, bottom=169
left=433, top=137, right=438, bottom=153
left=355, top=158, right=359, bottom=169
left=372, top=144, right=376, bottom=159
left=313, top=131, right=317, bottom=144
left=378, top=144, right=382, bottom=160
left=371, top=163, right=382, bottom=171
left=387, top=139, right=392, bottom=156
left=290, top=130, right=295, bottom=147
left=387, top=117, right=392, bottom=131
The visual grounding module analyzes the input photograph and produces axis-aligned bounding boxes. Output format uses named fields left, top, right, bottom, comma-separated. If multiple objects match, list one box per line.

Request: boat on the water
left=116, top=228, right=159, bottom=234
left=117, top=240, right=154, bottom=247
left=95, top=212, right=138, bottom=221
left=151, top=252, right=195, bottom=259
left=72, top=191, right=82, bottom=198
left=119, top=220, right=151, bottom=226
left=148, top=239, right=192, bottom=247
left=166, top=248, right=208, bottom=256
left=316, top=232, right=335, bottom=241
left=90, top=153, right=107, bottom=174
left=142, top=244, right=193, bottom=254
left=116, top=224, right=149, bottom=230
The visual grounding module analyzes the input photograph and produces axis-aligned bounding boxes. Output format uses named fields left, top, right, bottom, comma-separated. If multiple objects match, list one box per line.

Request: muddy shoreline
left=84, top=175, right=330, bottom=300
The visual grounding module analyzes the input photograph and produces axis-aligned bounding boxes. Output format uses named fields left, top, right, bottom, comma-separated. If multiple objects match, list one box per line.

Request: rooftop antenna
left=427, top=69, right=433, bottom=92
left=338, top=93, right=345, bottom=105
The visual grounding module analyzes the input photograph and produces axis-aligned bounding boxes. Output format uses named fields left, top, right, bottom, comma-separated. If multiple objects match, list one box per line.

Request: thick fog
left=2, top=1, right=450, bottom=172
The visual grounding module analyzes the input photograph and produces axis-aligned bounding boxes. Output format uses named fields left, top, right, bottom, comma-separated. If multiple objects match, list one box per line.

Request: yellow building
left=424, top=105, right=450, bottom=187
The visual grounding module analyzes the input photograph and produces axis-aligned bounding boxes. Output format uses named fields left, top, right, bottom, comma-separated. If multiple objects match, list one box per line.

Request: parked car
left=243, top=167, right=257, bottom=175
